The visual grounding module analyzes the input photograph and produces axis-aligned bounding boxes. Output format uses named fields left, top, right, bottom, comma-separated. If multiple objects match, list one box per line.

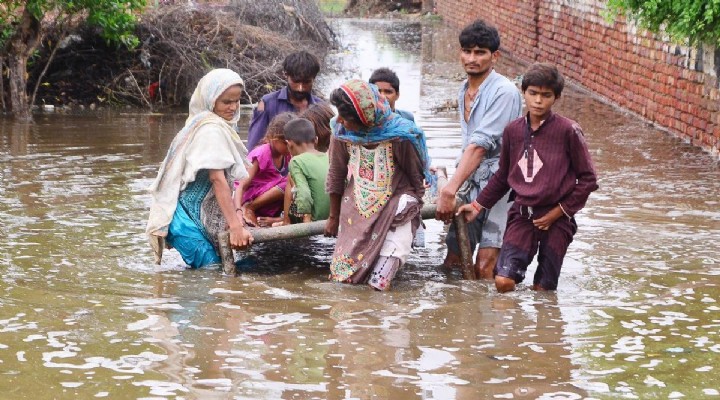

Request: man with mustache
left=247, top=51, right=323, bottom=151
left=435, top=19, right=522, bottom=280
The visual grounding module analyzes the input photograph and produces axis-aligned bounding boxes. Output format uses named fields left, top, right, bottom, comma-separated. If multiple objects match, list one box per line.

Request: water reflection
left=0, top=18, right=719, bottom=399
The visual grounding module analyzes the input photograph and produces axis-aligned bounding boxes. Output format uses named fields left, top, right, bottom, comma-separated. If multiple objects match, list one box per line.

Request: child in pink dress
left=237, top=112, right=295, bottom=227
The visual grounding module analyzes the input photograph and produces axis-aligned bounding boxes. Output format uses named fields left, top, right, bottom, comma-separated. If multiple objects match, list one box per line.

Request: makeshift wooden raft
left=218, top=167, right=477, bottom=279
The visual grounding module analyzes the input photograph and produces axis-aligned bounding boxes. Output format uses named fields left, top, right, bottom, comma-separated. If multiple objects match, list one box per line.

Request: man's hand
left=456, top=202, right=483, bottom=222
left=324, top=215, right=339, bottom=237
left=435, top=186, right=457, bottom=223
left=436, top=144, right=485, bottom=223
left=533, top=206, right=564, bottom=231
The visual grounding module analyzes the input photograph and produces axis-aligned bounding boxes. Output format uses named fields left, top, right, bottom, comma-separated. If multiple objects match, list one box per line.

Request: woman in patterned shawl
left=147, top=69, right=253, bottom=268
left=324, top=79, right=430, bottom=290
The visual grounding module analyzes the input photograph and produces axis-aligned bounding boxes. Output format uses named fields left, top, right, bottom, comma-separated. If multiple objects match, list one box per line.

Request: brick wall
left=435, top=0, right=720, bottom=157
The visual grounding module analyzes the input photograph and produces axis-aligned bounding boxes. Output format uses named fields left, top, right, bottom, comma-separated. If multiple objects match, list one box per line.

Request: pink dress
left=242, top=143, right=290, bottom=217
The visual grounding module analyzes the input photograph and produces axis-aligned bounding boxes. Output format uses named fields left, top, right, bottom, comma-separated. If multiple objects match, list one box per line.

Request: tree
left=606, top=0, right=720, bottom=46
left=0, top=0, right=146, bottom=121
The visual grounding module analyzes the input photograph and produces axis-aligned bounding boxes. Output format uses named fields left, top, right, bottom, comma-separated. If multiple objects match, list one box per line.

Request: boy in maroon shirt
left=457, top=63, right=598, bottom=292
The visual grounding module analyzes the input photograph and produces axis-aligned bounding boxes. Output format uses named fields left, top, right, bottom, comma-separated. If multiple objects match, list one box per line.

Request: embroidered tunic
left=325, top=137, right=425, bottom=283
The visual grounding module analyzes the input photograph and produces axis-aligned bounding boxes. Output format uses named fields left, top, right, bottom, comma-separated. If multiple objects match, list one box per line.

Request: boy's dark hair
left=300, top=103, right=334, bottom=152
left=459, top=19, right=500, bottom=52
left=330, top=88, right=364, bottom=127
left=282, top=51, right=320, bottom=81
left=369, top=68, right=400, bottom=93
left=284, top=118, right=317, bottom=144
left=521, top=63, right=565, bottom=97
left=263, top=112, right=297, bottom=143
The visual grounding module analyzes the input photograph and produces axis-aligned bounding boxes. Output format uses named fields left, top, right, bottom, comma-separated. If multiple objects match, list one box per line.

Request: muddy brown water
left=1, top=19, right=719, bottom=399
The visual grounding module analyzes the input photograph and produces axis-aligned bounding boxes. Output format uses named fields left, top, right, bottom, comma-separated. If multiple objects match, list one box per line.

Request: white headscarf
left=187, top=68, right=244, bottom=125
left=146, top=69, right=249, bottom=261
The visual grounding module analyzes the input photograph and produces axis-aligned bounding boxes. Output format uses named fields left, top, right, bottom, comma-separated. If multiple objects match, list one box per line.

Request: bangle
left=471, top=201, right=482, bottom=212
left=235, top=208, right=242, bottom=212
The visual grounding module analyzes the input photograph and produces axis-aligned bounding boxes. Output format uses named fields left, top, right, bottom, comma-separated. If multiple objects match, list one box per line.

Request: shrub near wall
left=435, top=0, right=720, bottom=157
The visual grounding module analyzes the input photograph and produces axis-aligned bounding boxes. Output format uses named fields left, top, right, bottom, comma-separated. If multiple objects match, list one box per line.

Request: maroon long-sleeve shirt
left=476, top=113, right=598, bottom=217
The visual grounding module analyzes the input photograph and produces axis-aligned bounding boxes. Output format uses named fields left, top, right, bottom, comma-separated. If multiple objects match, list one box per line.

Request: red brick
left=436, top=0, right=718, bottom=151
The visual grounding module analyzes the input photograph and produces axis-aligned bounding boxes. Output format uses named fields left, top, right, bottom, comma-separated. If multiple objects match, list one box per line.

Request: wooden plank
left=217, top=231, right=236, bottom=275
left=453, top=201, right=477, bottom=280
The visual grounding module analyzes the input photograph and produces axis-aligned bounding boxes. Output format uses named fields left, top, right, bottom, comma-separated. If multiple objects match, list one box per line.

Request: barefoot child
left=237, top=112, right=295, bottom=227
left=279, top=118, right=330, bottom=225
left=457, top=63, right=598, bottom=292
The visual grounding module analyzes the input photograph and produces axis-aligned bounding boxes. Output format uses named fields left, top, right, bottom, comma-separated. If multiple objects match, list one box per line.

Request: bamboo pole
left=217, top=166, right=476, bottom=277
left=247, top=205, right=439, bottom=244
left=243, top=167, right=449, bottom=245
left=219, top=205, right=442, bottom=275
left=248, top=220, right=326, bottom=244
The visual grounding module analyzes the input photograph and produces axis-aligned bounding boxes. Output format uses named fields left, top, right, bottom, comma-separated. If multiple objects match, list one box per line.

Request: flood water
left=1, top=18, right=719, bottom=399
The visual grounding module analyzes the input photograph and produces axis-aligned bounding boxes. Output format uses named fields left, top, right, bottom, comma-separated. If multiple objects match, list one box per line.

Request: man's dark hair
left=459, top=19, right=500, bottom=52
left=521, top=63, right=565, bottom=97
left=282, top=51, right=320, bottom=81
left=369, top=68, right=400, bottom=93
left=330, top=88, right=364, bottom=127
left=284, top=118, right=317, bottom=144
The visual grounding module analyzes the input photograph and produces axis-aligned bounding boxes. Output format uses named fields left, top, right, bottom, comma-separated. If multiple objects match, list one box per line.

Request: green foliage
left=605, top=0, right=720, bottom=45
left=80, top=0, right=146, bottom=48
left=0, top=2, right=20, bottom=49
left=0, top=0, right=146, bottom=50
left=317, top=0, right=348, bottom=15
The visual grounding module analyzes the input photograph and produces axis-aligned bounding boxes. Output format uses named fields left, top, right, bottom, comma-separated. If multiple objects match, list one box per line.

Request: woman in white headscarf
left=147, top=69, right=253, bottom=268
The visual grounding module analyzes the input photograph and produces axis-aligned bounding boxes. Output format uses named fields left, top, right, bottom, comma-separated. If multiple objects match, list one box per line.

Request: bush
left=30, top=2, right=335, bottom=109
left=606, top=0, right=720, bottom=45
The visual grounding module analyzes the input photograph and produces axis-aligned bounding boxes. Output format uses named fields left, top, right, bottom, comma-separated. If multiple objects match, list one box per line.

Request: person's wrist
left=440, top=187, right=455, bottom=199
left=444, top=178, right=462, bottom=193
left=230, top=213, right=244, bottom=229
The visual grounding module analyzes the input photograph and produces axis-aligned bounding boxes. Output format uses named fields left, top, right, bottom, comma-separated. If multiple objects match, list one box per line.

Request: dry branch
left=110, top=3, right=334, bottom=107
left=29, top=2, right=334, bottom=109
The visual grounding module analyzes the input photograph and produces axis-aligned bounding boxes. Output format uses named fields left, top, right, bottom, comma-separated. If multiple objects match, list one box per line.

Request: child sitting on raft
left=278, top=118, right=330, bottom=226
left=237, top=112, right=295, bottom=227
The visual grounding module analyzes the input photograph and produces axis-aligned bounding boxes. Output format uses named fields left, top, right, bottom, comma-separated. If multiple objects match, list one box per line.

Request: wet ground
left=1, top=18, right=719, bottom=399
